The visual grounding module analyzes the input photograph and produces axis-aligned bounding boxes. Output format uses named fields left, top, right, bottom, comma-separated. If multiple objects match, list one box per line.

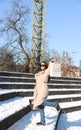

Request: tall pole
left=36, top=0, right=43, bottom=64
left=30, top=0, right=46, bottom=72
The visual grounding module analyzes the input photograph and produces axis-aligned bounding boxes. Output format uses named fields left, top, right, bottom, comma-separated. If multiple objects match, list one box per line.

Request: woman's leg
left=37, top=105, right=45, bottom=125
left=39, top=107, right=45, bottom=124
left=43, top=100, right=57, bottom=107
left=37, top=100, right=60, bottom=125
left=41, top=100, right=60, bottom=111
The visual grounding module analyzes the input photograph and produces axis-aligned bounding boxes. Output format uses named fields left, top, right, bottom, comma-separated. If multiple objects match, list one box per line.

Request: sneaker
left=36, top=122, right=46, bottom=126
left=56, top=103, right=60, bottom=111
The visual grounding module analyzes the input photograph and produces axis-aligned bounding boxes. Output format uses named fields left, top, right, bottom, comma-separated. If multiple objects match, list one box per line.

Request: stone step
left=1, top=89, right=81, bottom=101
left=0, top=97, right=81, bottom=130
left=53, top=110, right=61, bottom=130
left=0, top=76, right=81, bottom=85
left=48, top=94, right=81, bottom=102
left=62, top=105, right=81, bottom=113
left=0, top=71, right=81, bottom=81
left=51, top=76, right=81, bottom=81
left=0, top=96, right=31, bottom=130
left=52, top=83, right=81, bottom=89
left=60, top=100, right=81, bottom=113
left=49, top=89, right=81, bottom=95
left=1, top=91, right=81, bottom=103
left=0, top=76, right=35, bottom=82
left=0, top=71, right=34, bottom=78
left=0, top=82, right=35, bottom=89
left=0, top=92, right=17, bottom=101
left=24, top=88, right=81, bottom=96
left=16, top=89, right=81, bottom=96
left=0, top=70, right=81, bottom=79
left=0, top=101, right=31, bottom=130
left=1, top=82, right=81, bottom=89
left=0, top=71, right=81, bottom=129
left=50, top=79, right=81, bottom=84
left=0, top=106, right=31, bottom=130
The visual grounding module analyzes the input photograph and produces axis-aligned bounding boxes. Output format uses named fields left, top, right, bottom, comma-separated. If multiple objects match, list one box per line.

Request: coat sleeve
left=45, top=61, right=53, bottom=76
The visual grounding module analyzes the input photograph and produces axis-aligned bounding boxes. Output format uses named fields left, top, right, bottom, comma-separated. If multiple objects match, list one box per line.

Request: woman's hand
left=51, top=59, right=55, bottom=63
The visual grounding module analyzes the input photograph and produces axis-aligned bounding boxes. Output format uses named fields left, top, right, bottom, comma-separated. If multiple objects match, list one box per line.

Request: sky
left=0, top=0, right=81, bottom=67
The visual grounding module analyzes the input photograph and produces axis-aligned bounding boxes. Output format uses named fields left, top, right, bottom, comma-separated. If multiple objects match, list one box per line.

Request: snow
left=60, top=100, right=81, bottom=108
left=48, top=94, right=81, bottom=99
left=0, top=82, right=35, bottom=84
left=1, top=82, right=81, bottom=86
left=0, top=97, right=30, bottom=121
left=7, top=107, right=81, bottom=130
left=1, top=72, right=81, bottom=130
left=57, top=111, right=81, bottom=130
left=0, top=88, right=34, bottom=94
left=0, top=76, right=34, bottom=79
left=0, top=96, right=81, bottom=130
left=1, top=88, right=81, bottom=95
left=8, top=107, right=59, bottom=130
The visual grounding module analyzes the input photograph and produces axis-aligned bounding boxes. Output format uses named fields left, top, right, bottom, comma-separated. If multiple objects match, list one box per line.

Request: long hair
left=40, top=61, right=48, bottom=69
left=40, top=61, right=50, bottom=82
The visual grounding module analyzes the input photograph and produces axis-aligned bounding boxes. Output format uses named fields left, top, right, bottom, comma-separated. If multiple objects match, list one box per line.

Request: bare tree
left=0, top=47, right=16, bottom=71
left=0, top=0, right=31, bottom=71
left=44, top=49, right=73, bottom=65
left=0, top=0, right=74, bottom=73
left=61, top=51, right=73, bottom=65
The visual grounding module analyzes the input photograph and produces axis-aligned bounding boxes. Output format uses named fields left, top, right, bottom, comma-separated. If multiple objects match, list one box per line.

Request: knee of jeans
left=38, top=104, right=44, bottom=109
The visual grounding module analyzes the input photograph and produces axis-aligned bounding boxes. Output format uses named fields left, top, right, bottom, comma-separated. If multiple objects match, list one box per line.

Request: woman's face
left=40, top=62, right=46, bottom=71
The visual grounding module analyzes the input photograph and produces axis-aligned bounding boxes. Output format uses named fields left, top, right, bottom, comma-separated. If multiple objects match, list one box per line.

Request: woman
left=29, top=60, right=60, bottom=125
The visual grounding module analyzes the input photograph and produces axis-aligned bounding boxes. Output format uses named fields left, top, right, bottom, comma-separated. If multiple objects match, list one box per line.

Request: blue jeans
left=38, top=100, right=58, bottom=124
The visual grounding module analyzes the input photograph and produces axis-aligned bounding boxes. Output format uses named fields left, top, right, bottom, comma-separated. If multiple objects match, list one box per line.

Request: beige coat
left=33, top=62, right=52, bottom=110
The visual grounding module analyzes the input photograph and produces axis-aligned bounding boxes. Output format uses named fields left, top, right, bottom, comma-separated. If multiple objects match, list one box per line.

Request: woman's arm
left=46, top=59, right=55, bottom=75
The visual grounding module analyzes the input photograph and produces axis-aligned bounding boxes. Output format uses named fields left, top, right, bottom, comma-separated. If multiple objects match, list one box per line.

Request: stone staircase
left=0, top=71, right=81, bottom=130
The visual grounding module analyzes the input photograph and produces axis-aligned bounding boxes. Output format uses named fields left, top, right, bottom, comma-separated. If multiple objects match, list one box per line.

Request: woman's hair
left=40, top=61, right=50, bottom=82
left=40, top=61, right=48, bottom=69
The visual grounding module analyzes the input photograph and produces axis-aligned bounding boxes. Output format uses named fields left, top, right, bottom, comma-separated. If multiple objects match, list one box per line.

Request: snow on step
left=0, top=97, right=30, bottom=121
left=1, top=88, right=81, bottom=95
left=8, top=107, right=58, bottom=130
left=0, top=76, right=34, bottom=79
left=1, top=88, right=81, bottom=100
left=1, top=82, right=81, bottom=86
left=0, top=88, right=33, bottom=95
left=0, top=82, right=35, bottom=85
left=60, top=100, right=81, bottom=109
left=48, top=94, right=81, bottom=99
left=56, top=110, right=81, bottom=130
